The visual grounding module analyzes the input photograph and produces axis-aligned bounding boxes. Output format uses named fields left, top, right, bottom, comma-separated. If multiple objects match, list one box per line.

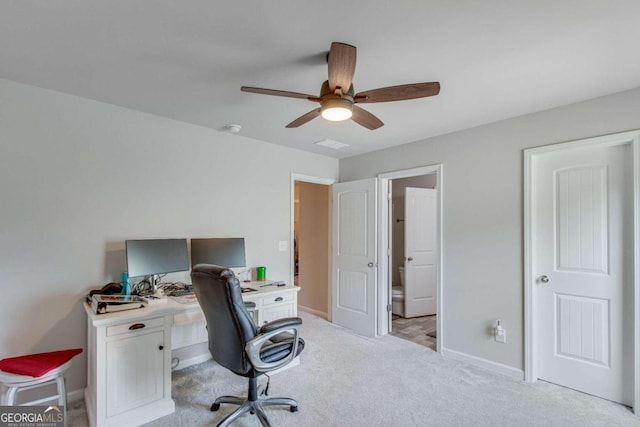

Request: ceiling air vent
left=315, top=139, right=349, bottom=150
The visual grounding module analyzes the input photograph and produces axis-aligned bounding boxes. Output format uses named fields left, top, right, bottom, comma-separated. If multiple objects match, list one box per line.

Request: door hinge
left=387, top=304, right=392, bottom=312
left=387, top=192, right=392, bottom=201
left=387, top=248, right=391, bottom=257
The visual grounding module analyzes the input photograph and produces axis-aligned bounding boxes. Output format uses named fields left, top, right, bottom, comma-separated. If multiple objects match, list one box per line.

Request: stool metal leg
left=5, top=387, right=18, bottom=405
left=55, top=376, right=67, bottom=427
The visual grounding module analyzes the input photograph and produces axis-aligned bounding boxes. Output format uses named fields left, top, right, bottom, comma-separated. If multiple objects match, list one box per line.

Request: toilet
left=392, top=267, right=405, bottom=317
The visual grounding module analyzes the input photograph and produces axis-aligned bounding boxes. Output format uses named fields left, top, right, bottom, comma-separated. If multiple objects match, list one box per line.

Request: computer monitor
left=125, top=238, right=189, bottom=278
left=190, top=238, right=246, bottom=268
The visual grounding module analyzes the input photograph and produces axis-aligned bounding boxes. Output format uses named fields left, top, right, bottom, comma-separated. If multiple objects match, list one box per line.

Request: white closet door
left=331, top=178, right=377, bottom=336
left=533, top=142, right=632, bottom=404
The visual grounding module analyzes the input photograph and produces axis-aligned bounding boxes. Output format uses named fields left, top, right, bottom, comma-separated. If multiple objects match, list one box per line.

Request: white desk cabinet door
left=261, top=304, right=295, bottom=324
left=105, top=330, right=165, bottom=417
left=84, top=307, right=174, bottom=427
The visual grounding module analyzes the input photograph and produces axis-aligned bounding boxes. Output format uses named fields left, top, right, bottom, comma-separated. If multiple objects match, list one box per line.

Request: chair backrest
left=191, top=264, right=257, bottom=376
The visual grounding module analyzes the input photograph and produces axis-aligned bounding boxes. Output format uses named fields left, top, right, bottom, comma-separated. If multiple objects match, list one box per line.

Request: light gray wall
left=0, top=78, right=338, bottom=394
left=340, top=87, right=640, bottom=370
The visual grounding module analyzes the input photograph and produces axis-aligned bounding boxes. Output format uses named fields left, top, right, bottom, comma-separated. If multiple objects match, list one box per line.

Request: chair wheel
left=290, top=405, right=298, bottom=413
left=211, top=403, right=220, bottom=411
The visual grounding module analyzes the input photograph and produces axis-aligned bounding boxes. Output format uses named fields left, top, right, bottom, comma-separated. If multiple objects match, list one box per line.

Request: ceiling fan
left=240, top=42, right=440, bottom=130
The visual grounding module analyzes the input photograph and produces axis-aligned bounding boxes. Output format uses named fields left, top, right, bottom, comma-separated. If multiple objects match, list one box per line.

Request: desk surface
left=84, top=282, right=299, bottom=327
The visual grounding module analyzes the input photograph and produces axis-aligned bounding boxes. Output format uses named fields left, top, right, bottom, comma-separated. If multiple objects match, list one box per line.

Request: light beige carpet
left=67, top=312, right=639, bottom=426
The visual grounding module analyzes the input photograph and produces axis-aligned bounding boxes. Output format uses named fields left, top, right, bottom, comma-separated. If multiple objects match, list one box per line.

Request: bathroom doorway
left=389, top=175, right=438, bottom=350
left=378, top=166, right=442, bottom=352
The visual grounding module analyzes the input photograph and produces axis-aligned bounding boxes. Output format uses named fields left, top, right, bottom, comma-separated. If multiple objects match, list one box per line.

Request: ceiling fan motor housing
left=320, top=80, right=354, bottom=99
left=320, top=80, right=354, bottom=121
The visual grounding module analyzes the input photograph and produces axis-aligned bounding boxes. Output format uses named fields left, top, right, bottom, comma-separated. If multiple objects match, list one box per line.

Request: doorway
left=291, top=174, right=334, bottom=319
left=525, top=131, right=640, bottom=411
left=387, top=175, right=438, bottom=350
left=378, top=165, right=443, bottom=352
left=326, top=166, right=442, bottom=342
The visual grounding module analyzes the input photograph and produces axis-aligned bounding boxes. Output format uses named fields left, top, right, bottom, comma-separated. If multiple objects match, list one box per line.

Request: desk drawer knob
left=158, top=345, right=164, bottom=351
left=129, top=323, right=145, bottom=330
left=275, top=297, right=283, bottom=302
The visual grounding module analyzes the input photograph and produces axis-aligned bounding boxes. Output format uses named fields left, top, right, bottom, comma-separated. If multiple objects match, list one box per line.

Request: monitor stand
left=150, top=274, right=160, bottom=295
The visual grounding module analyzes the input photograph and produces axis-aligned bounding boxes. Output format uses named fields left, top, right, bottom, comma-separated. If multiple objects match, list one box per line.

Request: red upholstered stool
left=0, top=348, right=82, bottom=415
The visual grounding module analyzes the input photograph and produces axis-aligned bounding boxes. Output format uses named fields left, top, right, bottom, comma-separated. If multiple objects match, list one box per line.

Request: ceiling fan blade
left=354, top=82, right=440, bottom=103
left=241, top=86, right=320, bottom=101
left=351, top=105, right=384, bottom=130
left=327, top=42, right=356, bottom=93
left=286, top=108, right=321, bottom=128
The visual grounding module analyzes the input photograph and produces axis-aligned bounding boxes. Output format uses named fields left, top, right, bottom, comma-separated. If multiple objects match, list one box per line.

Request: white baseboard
left=441, top=347, right=524, bottom=380
left=173, top=353, right=212, bottom=370
left=298, top=305, right=328, bottom=319
left=68, top=388, right=85, bottom=403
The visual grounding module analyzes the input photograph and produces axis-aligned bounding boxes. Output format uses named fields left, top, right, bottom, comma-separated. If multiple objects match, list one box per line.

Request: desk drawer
left=107, top=317, right=164, bottom=337
left=261, top=292, right=293, bottom=306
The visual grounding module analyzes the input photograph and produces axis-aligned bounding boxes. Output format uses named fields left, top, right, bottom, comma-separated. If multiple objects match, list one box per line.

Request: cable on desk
left=131, top=276, right=153, bottom=295
left=162, top=282, right=193, bottom=297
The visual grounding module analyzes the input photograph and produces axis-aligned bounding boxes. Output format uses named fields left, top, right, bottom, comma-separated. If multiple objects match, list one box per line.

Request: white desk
left=83, top=283, right=300, bottom=427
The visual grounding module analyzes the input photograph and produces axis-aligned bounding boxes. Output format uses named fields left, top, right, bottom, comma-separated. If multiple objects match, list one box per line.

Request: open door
left=331, top=178, right=377, bottom=336
left=404, top=187, right=438, bottom=318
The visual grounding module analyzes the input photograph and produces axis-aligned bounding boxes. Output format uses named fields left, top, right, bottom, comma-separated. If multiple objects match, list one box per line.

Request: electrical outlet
left=278, top=241, right=288, bottom=252
left=494, top=320, right=506, bottom=343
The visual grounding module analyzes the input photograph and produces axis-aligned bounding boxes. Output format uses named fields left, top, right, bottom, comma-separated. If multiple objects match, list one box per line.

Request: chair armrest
left=245, top=321, right=301, bottom=372
left=258, top=317, right=302, bottom=334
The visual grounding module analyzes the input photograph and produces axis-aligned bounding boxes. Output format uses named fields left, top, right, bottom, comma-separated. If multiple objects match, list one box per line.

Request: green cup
left=256, top=266, right=267, bottom=281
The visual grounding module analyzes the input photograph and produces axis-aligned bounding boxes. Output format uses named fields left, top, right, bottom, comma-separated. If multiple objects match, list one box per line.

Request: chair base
left=211, top=377, right=298, bottom=427
left=212, top=395, right=297, bottom=427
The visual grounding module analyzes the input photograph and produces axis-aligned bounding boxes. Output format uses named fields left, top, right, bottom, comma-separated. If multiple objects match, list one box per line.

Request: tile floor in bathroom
left=390, top=314, right=437, bottom=351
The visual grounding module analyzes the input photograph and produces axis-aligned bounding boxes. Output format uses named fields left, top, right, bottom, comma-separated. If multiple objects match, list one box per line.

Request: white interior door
left=331, top=178, right=377, bottom=336
left=404, top=187, right=437, bottom=318
left=533, top=143, right=633, bottom=404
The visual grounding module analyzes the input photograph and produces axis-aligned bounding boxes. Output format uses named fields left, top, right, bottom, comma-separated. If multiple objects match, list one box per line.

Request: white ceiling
left=2, top=1, right=640, bottom=159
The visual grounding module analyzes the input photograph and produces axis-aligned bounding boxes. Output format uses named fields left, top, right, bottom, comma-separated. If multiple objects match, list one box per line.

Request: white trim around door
left=377, top=164, right=443, bottom=352
left=524, top=130, right=640, bottom=413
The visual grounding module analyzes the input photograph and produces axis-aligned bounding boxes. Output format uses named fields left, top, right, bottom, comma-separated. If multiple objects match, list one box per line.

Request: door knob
left=367, top=262, right=375, bottom=267
left=539, top=275, right=549, bottom=284
left=407, top=257, right=413, bottom=262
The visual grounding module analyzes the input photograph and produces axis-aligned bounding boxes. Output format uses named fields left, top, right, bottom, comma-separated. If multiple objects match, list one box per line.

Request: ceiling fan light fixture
left=321, top=98, right=353, bottom=121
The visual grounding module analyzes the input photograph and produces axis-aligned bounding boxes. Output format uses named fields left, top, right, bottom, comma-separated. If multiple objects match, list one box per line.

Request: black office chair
left=191, top=264, right=305, bottom=427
